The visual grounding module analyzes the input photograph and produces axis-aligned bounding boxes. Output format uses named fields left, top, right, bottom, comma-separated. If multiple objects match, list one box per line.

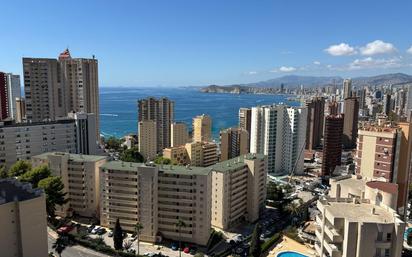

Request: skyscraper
left=321, top=115, right=343, bottom=177
left=250, top=105, right=307, bottom=175
left=193, top=114, right=212, bottom=142
left=327, top=98, right=339, bottom=116
left=6, top=73, right=21, bottom=119
left=220, top=127, right=249, bottom=161
left=305, top=97, right=325, bottom=150
left=15, top=98, right=26, bottom=123
left=383, top=94, right=392, bottom=115
left=23, top=49, right=100, bottom=136
left=343, top=78, right=352, bottom=99
left=239, top=107, right=252, bottom=135
left=0, top=72, right=8, bottom=120
left=343, top=96, right=359, bottom=149
left=138, top=97, right=174, bottom=151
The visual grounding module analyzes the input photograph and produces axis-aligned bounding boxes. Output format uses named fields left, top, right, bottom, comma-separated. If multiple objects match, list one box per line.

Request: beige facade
left=193, top=114, right=212, bottom=142
left=356, top=121, right=412, bottom=214
left=32, top=152, right=107, bottom=217
left=15, top=97, right=26, bottom=123
left=163, top=145, right=189, bottom=165
left=202, top=142, right=218, bottom=167
left=220, top=127, right=249, bottom=161
left=0, top=120, right=77, bottom=168
left=315, top=197, right=404, bottom=257
left=184, top=141, right=218, bottom=167
left=23, top=49, right=100, bottom=137
left=211, top=154, right=267, bottom=230
left=171, top=122, right=189, bottom=147
left=0, top=179, right=48, bottom=257
left=100, top=161, right=212, bottom=245
left=138, top=120, right=158, bottom=161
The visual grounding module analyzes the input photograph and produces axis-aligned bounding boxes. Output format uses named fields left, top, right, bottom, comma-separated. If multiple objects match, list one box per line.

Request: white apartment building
left=0, top=120, right=76, bottom=168
left=6, top=73, right=21, bottom=119
left=32, top=152, right=107, bottom=218
left=250, top=105, right=307, bottom=175
left=68, top=112, right=99, bottom=155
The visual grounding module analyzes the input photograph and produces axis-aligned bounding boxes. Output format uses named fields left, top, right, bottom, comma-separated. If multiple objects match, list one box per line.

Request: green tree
left=134, top=222, right=144, bottom=255
left=113, top=218, right=124, bottom=250
left=249, top=223, right=262, bottom=257
left=0, top=165, right=8, bottom=178
left=52, top=236, right=67, bottom=257
left=120, top=147, right=144, bottom=163
left=8, top=160, right=32, bottom=177
left=19, top=165, right=51, bottom=188
left=38, top=177, right=68, bottom=217
left=154, top=156, right=172, bottom=165
left=175, top=219, right=187, bottom=257
left=105, top=136, right=122, bottom=150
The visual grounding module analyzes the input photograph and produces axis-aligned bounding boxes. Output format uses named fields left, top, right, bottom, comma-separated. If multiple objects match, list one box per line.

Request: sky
left=1, top=0, right=412, bottom=87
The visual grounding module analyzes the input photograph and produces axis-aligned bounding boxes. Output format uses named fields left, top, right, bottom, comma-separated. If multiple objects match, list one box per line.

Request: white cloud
left=248, top=71, right=257, bottom=75
left=313, top=61, right=321, bottom=65
left=360, top=40, right=396, bottom=55
left=407, top=46, right=412, bottom=54
left=348, top=57, right=402, bottom=70
left=324, top=43, right=357, bottom=56
left=279, top=66, right=297, bottom=72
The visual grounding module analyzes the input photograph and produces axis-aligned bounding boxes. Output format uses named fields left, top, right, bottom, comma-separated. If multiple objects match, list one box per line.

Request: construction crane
left=288, top=139, right=306, bottom=184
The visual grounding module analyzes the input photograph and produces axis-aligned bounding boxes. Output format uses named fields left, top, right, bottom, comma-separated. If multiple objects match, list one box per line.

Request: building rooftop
left=210, top=153, right=266, bottom=173
left=331, top=175, right=365, bottom=192
left=0, top=179, right=43, bottom=204
left=100, top=161, right=147, bottom=172
left=33, top=152, right=107, bottom=162
left=325, top=201, right=396, bottom=224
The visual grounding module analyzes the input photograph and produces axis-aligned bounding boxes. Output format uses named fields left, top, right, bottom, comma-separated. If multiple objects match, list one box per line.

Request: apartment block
left=0, top=72, right=8, bottom=120
left=185, top=142, right=203, bottom=166
left=239, top=107, right=252, bottom=136
left=163, top=145, right=189, bottom=165
left=138, top=97, right=174, bottom=151
left=220, top=127, right=249, bottom=161
left=250, top=105, right=307, bottom=175
left=100, top=161, right=212, bottom=245
left=0, top=179, right=48, bottom=257
left=23, top=49, right=100, bottom=137
left=356, top=121, right=412, bottom=214
left=343, top=96, right=359, bottom=149
left=32, top=152, right=107, bottom=218
left=138, top=120, right=158, bottom=161
left=315, top=196, right=404, bottom=257
left=193, top=114, right=212, bottom=142
left=0, top=119, right=76, bottom=168
left=211, top=154, right=267, bottom=230
left=202, top=142, right=218, bottom=167
left=6, top=73, right=21, bottom=120
left=15, top=98, right=26, bottom=123
left=322, top=115, right=344, bottom=176
left=305, top=97, right=325, bottom=150
left=171, top=122, right=189, bottom=147
left=68, top=112, right=99, bottom=155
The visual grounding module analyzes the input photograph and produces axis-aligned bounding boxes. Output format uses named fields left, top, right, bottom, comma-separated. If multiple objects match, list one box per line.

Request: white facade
left=6, top=73, right=21, bottom=119
left=0, top=120, right=77, bottom=168
left=68, top=112, right=98, bottom=155
left=250, top=105, right=307, bottom=175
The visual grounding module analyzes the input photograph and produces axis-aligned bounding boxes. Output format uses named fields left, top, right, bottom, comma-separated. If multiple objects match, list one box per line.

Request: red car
left=183, top=247, right=190, bottom=254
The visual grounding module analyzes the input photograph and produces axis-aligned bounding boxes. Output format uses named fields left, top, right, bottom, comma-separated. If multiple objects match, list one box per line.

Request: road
left=48, top=234, right=110, bottom=257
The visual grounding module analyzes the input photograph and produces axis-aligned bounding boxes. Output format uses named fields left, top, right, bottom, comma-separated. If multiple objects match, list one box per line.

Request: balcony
left=324, top=241, right=342, bottom=257
left=324, top=225, right=343, bottom=243
left=375, top=240, right=391, bottom=248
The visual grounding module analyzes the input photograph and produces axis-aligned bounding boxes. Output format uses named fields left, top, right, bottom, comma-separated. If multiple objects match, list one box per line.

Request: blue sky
left=1, top=0, right=412, bottom=87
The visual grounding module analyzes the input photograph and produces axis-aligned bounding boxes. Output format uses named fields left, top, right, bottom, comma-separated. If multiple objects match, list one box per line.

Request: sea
left=99, top=87, right=300, bottom=139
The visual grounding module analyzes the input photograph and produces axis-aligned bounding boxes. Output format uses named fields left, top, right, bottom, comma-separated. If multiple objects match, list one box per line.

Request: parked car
left=91, top=226, right=101, bottom=234
left=189, top=247, right=197, bottom=255
left=108, top=230, right=113, bottom=237
left=171, top=242, right=178, bottom=251
left=87, top=225, right=96, bottom=233
left=96, top=228, right=106, bottom=235
left=183, top=247, right=190, bottom=254
left=143, top=253, right=157, bottom=257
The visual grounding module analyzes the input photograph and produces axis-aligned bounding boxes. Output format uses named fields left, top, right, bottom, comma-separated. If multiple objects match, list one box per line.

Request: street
left=48, top=234, right=110, bottom=257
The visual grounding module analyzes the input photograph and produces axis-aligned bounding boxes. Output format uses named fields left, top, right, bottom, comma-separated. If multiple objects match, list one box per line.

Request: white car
left=91, top=226, right=101, bottom=234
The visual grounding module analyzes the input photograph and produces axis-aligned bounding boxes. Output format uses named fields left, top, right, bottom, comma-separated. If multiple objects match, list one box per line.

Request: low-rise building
left=32, top=152, right=107, bottom=217
left=315, top=197, right=404, bottom=257
left=163, top=145, right=189, bottom=165
left=0, top=179, right=48, bottom=257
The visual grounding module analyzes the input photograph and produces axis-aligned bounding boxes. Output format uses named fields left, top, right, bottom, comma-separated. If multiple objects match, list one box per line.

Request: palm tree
left=175, top=219, right=187, bottom=257
left=52, top=236, right=67, bottom=257
left=134, top=222, right=144, bottom=255
left=286, top=202, right=301, bottom=225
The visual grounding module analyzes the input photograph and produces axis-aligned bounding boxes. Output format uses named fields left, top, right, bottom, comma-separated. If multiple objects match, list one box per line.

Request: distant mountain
left=201, top=73, right=412, bottom=93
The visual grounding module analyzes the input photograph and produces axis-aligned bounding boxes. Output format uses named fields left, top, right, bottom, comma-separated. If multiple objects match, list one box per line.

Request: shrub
left=261, top=233, right=281, bottom=253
